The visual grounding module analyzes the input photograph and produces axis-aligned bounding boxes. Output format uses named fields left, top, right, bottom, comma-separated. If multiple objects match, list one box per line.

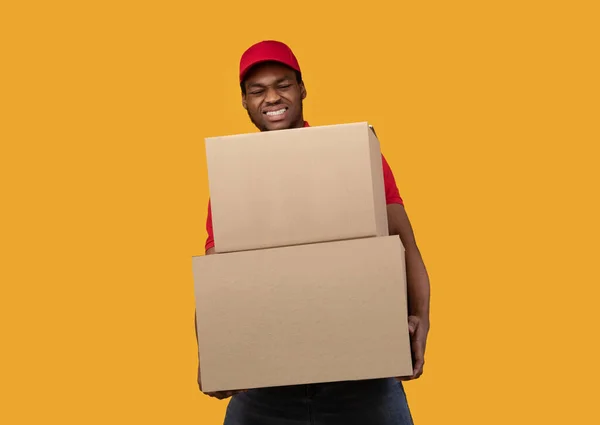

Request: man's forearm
left=405, top=245, right=430, bottom=321
left=385, top=204, right=430, bottom=322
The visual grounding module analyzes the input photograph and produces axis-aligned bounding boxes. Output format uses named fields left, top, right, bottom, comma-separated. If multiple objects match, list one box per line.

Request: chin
left=263, top=120, right=292, bottom=131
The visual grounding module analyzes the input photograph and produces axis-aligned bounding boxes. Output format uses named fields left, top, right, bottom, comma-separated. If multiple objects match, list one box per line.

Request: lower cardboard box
left=192, top=235, right=412, bottom=393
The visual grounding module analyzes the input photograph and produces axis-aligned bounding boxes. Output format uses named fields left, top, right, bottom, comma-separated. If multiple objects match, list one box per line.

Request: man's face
left=242, top=62, right=307, bottom=131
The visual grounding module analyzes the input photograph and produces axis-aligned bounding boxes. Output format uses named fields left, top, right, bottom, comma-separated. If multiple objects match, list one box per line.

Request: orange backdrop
left=1, top=1, right=599, bottom=424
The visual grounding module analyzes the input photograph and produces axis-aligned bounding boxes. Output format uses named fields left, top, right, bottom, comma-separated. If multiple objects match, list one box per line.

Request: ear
left=242, top=93, right=248, bottom=110
left=300, top=82, right=307, bottom=100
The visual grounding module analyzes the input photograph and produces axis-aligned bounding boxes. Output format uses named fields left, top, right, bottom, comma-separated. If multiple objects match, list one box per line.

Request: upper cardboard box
left=205, top=122, right=389, bottom=253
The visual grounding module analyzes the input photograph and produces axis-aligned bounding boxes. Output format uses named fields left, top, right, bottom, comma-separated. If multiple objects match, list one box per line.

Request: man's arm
left=387, top=203, right=431, bottom=380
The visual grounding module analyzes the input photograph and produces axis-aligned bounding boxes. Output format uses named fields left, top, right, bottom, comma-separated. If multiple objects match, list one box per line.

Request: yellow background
left=1, top=0, right=599, bottom=424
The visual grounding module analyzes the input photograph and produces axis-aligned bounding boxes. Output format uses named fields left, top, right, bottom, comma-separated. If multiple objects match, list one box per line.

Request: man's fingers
left=205, top=391, right=229, bottom=399
left=411, top=336, right=425, bottom=378
left=409, top=318, right=425, bottom=373
left=205, top=392, right=220, bottom=399
left=413, top=357, right=424, bottom=378
left=396, top=362, right=423, bottom=381
left=407, top=316, right=418, bottom=335
left=218, top=391, right=234, bottom=399
left=400, top=316, right=428, bottom=381
left=204, top=389, right=248, bottom=400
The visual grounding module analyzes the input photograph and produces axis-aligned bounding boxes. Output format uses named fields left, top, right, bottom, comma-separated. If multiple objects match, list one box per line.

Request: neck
left=291, top=116, right=306, bottom=129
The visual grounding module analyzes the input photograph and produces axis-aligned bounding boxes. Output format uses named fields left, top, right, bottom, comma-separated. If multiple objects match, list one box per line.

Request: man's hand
left=397, top=315, right=429, bottom=381
left=386, top=204, right=431, bottom=382
left=197, top=365, right=248, bottom=400
left=203, top=389, right=247, bottom=400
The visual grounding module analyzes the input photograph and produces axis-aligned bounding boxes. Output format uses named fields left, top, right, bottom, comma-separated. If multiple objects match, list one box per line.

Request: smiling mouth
left=264, top=107, right=288, bottom=117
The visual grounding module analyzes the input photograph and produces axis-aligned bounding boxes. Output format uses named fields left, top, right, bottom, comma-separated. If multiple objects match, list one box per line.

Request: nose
left=264, top=87, right=281, bottom=104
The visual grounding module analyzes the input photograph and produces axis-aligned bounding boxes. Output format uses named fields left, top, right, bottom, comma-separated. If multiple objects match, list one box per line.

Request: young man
left=198, top=40, right=431, bottom=425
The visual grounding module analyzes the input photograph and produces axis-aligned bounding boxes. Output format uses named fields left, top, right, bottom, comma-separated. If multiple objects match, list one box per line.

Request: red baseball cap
left=239, top=40, right=301, bottom=82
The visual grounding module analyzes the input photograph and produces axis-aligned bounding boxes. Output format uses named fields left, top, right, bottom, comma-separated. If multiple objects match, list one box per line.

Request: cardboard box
left=192, top=235, right=412, bottom=393
left=205, top=122, right=389, bottom=253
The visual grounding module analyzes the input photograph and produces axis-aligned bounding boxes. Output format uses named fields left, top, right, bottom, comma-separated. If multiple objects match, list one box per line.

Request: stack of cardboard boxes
left=192, top=122, right=412, bottom=393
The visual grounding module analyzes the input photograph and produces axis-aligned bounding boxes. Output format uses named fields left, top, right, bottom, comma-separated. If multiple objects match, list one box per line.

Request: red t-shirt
left=204, top=121, right=403, bottom=251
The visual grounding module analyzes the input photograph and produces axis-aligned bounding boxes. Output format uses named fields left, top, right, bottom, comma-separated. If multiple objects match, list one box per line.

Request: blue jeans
left=223, top=378, right=414, bottom=425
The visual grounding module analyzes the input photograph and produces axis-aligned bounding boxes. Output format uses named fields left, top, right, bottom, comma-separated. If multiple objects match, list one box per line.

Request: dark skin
left=242, top=62, right=307, bottom=132
left=388, top=203, right=431, bottom=382
left=197, top=62, right=431, bottom=400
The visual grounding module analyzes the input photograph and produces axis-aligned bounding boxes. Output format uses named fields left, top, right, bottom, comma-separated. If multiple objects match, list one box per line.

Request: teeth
left=266, top=108, right=286, bottom=116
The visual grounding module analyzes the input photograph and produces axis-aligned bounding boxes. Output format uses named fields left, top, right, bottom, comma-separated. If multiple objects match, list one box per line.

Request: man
left=197, top=40, right=431, bottom=425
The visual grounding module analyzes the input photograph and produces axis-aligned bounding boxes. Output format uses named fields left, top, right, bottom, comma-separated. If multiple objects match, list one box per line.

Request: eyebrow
left=247, top=82, right=266, bottom=89
left=247, top=77, right=294, bottom=89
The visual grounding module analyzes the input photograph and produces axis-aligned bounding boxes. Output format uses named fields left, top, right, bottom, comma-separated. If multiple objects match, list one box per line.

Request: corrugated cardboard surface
left=193, top=236, right=412, bottom=393
left=205, top=122, right=389, bottom=253
left=368, top=126, right=389, bottom=238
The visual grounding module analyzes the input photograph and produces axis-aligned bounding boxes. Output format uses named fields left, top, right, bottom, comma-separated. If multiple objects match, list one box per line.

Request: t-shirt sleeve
left=205, top=199, right=215, bottom=251
left=382, top=155, right=404, bottom=205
